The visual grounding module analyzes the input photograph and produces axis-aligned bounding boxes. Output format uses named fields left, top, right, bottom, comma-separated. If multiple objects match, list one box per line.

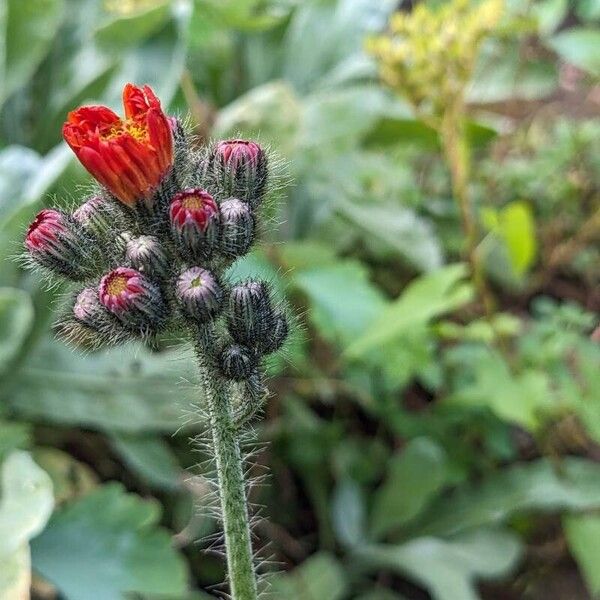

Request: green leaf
left=412, top=458, right=600, bottom=538
left=0, top=421, right=31, bottom=464
left=294, top=261, right=387, bottom=348
left=363, top=118, right=439, bottom=149
left=1, top=0, right=65, bottom=104
left=496, top=201, right=537, bottom=276
left=549, top=28, right=600, bottom=77
left=270, top=552, right=348, bottom=600
left=564, top=513, right=600, bottom=597
left=0, top=146, right=42, bottom=221
left=469, top=43, right=558, bottom=103
left=214, top=81, right=302, bottom=157
left=358, top=528, right=522, bottom=600
left=346, top=264, right=473, bottom=358
left=110, top=433, right=183, bottom=491
left=449, top=349, right=552, bottom=430
left=0, top=451, right=54, bottom=555
left=4, top=338, right=202, bottom=433
left=31, top=483, right=188, bottom=600
left=371, top=438, right=448, bottom=539
left=335, top=201, right=443, bottom=272
left=534, top=0, right=568, bottom=36
left=576, top=0, right=600, bottom=21
left=0, top=451, right=54, bottom=599
left=0, top=288, right=34, bottom=376
left=332, top=479, right=366, bottom=547
left=94, top=1, right=171, bottom=50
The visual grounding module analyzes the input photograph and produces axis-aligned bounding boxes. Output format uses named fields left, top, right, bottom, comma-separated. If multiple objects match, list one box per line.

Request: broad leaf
left=371, top=438, right=448, bottom=538
left=412, top=458, right=600, bottom=537
left=358, top=528, right=522, bottom=600
left=549, top=28, right=600, bottom=76
left=1, top=0, right=65, bottom=104
left=564, top=513, right=600, bottom=597
left=0, top=288, right=34, bottom=376
left=294, top=261, right=387, bottom=348
left=32, top=483, right=188, bottom=600
left=346, top=264, right=473, bottom=358
left=0, top=451, right=54, bottom=599
left=4, top=338, right=202, bottom=433
left=270, top=552, right=348, bottom=600
left=110, top=433, right=183, bottom=491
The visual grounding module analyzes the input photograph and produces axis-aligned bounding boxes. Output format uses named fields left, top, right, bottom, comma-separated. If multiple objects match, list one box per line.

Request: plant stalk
left=196, top=330, right=258, bottom=600
left=440, top=100, right=495, bottom=318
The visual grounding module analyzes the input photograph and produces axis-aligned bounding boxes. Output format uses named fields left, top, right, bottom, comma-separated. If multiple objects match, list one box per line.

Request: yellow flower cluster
left=367, top=0, right=503, bottom=118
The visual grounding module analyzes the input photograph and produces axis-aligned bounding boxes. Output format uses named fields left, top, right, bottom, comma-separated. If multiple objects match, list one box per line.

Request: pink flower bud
left=25, top=209, right=91, bottom=279
left=99, top=267, right=165, bottom=330
left=216, top=140, right=262, bottom=172
left=210, top=139, right=267, bottom=208
left=73, top=287, right=101, bottom=324
left=72, top=195, right=121, bottom=236
left=169, top=189, right=220, bottom=260
left=175, top=267, right=223, bottom=323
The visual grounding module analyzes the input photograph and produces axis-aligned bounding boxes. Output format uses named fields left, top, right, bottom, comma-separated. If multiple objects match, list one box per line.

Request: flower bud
left=228, top=280, right=276, bottom=351
left=25, top=209, right=93, bottom=279
left=209, top=139, right=267, bottom=208
left=72, top=196, right=118, bottom=235
left=73, top=287, right=107, bottom=328
left=175, top=267, right=223, bottom=323
left=169, top=189, right=220, bottom=260
left=125, top=235, right=169, bottom=278
left=263, top=311, right=289, bottom=354
left=220, top=344, right=257, bottom=381
left=220, top=198, right=255, bottom=258
left=99, top=267, right=165, bottom=331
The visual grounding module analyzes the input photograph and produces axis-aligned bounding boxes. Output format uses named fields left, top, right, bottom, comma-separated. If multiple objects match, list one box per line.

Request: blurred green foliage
left=0, top=0, right=599, bottom=598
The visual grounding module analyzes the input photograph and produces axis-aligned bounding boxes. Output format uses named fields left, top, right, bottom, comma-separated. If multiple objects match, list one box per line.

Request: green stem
left=196, top=332, right=258, bottom=600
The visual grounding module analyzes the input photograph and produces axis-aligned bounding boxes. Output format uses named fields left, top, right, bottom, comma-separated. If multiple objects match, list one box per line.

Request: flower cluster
left=366, top=0, right=503, bottom=118
left=25, top=83, right=288, bottom=389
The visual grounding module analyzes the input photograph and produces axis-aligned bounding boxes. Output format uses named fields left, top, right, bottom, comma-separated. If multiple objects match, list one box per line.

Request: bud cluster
left=25, top=83, right=288, bottom=385
left=366, top=0, right=503, bottom=117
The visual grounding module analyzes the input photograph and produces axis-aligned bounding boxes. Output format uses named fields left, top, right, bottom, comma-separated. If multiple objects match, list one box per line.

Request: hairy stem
left=196, top=330, right=258, bottom=600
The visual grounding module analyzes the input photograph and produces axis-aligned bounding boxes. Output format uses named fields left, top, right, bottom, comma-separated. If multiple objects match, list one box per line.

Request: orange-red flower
left=62, top=84, right=174, bottom=206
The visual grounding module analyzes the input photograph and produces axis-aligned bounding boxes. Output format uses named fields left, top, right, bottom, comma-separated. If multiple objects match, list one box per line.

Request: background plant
left=0, top=0, right=599, bottom=599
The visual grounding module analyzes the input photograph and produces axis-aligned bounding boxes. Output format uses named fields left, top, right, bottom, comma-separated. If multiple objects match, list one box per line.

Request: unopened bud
left=25, top=209, right=93, bottom=280
left=175, top=267, right=223, bottom=323
left=73, top=287, right=107, bottom=328
left=220, top=344, right=257, bottom=380
left=99, top=267, right=165, bottom=331
left=125, top=235, right=169, bottom=278
left=72, top=195, right=121, bottom=235
left=263, top=311, right=289, bottom=354
left=228, top=280, right=276, bottom=351
left=220, top=198, right=255, bottom=258
left=210, top=140, right=267, bottom=208
left=169, top=189, right=220, bottom=260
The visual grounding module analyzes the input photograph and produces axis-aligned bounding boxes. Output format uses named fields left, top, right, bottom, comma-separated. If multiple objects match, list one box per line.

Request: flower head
left=169, top=189, right=220, bottom=260
left=98, top=267, right=165, bottom=332
left=62, top=84, right=173, bottom=206
left=99, top=267, right=146, bottom=313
